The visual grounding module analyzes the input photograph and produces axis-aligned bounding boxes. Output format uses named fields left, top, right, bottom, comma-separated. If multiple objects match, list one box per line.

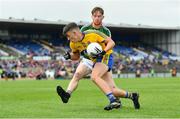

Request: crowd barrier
left=113, top=73, right=180, bottom=78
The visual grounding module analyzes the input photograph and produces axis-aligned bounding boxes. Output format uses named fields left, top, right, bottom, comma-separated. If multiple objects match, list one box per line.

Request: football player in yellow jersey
left=62, top=7, right=114, bottom=105
left=56, top=23, right=140, bottom=110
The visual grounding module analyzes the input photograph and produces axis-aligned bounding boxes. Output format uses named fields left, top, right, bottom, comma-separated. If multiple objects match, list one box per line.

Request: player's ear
left=91, top=15, right=94, bottom=19
left=102, top=15, right=104, bottom=20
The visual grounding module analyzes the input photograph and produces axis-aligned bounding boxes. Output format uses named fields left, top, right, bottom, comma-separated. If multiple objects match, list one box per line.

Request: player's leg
left=57, top=61, right=91, bottom=103
left=91, top=62, right=121, bottom=110
left=66, top=62, right=91, bottom=94
left=103, top=71, right=140, bottom=109
left=102, top=71, right=127, bottom=97
left=91, top=62, right=112, bottom=94
left=101, top=71, right=122, bottom=106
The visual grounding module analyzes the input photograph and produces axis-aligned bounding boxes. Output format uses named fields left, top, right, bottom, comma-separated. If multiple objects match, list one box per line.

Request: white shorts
left=81, top=58, right=94, bottom=70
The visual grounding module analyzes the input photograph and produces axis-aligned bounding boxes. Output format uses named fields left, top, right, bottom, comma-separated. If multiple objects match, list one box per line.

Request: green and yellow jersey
left=80, top=24, right=111, bottom=37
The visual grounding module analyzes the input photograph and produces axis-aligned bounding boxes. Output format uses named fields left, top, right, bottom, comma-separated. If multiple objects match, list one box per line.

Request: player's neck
left=92, top=23, right=102, bottom=29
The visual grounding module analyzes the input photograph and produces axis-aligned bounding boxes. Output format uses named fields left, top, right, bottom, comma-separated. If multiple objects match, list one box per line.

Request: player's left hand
left=95, top=50, right=106, bottom=58
left=63, top=52, right=71, bottom=60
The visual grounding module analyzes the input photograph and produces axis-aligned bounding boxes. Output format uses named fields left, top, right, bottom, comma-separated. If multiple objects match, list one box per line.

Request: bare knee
left=73, top=72, right=83, bottom=80
left=91, top=74, right=97, bottom=82
left=91, top=74, right=99, bottom=83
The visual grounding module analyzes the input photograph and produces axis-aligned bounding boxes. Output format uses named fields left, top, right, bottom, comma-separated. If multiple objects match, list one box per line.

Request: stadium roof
left=0, top=17, right=180, bottom=32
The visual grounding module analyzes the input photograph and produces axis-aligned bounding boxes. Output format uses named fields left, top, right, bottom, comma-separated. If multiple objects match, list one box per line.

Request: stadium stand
left=0, top=19, right=179, bottom=79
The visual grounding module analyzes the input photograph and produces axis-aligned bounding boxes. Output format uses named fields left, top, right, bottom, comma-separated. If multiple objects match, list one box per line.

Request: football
left=86, top=42, right=102, bottom=57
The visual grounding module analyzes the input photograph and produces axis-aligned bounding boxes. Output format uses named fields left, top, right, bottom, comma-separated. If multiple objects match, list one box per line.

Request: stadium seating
left=7, top=38, right=50, bottom=56
left=114, top=45, right=145, bottom=61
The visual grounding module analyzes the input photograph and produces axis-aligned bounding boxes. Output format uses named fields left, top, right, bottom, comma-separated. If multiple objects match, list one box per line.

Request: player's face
left=66, top=30, right=80, bottom=42
left=92, top=11, right=104, bottom=26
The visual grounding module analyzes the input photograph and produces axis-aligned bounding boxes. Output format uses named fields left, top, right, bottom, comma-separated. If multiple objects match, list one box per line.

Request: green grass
left=0, top=77, right=180, bottom=118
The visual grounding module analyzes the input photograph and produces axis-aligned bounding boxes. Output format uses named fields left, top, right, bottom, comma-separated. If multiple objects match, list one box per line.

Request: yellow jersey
left=70, top=30, right=113, bottom=61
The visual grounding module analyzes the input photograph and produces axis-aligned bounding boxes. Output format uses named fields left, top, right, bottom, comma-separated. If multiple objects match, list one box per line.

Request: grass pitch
left=0, top=77, right=180, bottom=118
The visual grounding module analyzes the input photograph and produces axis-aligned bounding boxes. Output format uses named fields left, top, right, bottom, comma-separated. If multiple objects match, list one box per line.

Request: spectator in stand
left=0, top=67, right=3, bottom=79
left=171, top=67, right=177, bottom=77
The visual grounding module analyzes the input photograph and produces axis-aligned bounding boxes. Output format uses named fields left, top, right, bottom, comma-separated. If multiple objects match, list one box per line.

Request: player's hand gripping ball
left=86, top=42, right=103, bottom=58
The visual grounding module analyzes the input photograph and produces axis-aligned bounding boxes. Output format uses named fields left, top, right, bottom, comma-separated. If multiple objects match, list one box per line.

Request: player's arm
left=95, top=31, right=115, bottom=52
left=95, top=35, right=115, bottom=58
left=70, top=51, right=80, bottom=60
left=105, top=27, right=112, bottom=37
left=103, top=37, right=115, bottom=52
left=64, top=51, right=80, bottom=61
left=64, top=42, right=80, bottom=60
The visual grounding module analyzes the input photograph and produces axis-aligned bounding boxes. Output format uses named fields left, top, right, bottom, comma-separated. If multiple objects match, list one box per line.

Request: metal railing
left=113, top=73, right=180, bottom=78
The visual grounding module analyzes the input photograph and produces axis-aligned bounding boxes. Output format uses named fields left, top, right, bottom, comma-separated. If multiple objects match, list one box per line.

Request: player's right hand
left=94, top=50, right=106, bottom=58
left=63, top=52, right=71, bottom=60
left=81, top=50, right=90, bottom=59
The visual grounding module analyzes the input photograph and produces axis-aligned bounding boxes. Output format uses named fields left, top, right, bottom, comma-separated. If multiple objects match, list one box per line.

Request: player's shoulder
left=84, top=30, right=107, bottom=38
left=101, top=25, right=110, bottom=30
left=80, top=24, right=92, bottom=32
left=101, top=25, right=111, bottom=36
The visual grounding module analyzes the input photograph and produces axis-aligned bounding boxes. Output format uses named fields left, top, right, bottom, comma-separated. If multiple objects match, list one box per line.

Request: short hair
left=62, top=22, right=79, bottom=36
left=91, top=7, right=104, bottom=15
